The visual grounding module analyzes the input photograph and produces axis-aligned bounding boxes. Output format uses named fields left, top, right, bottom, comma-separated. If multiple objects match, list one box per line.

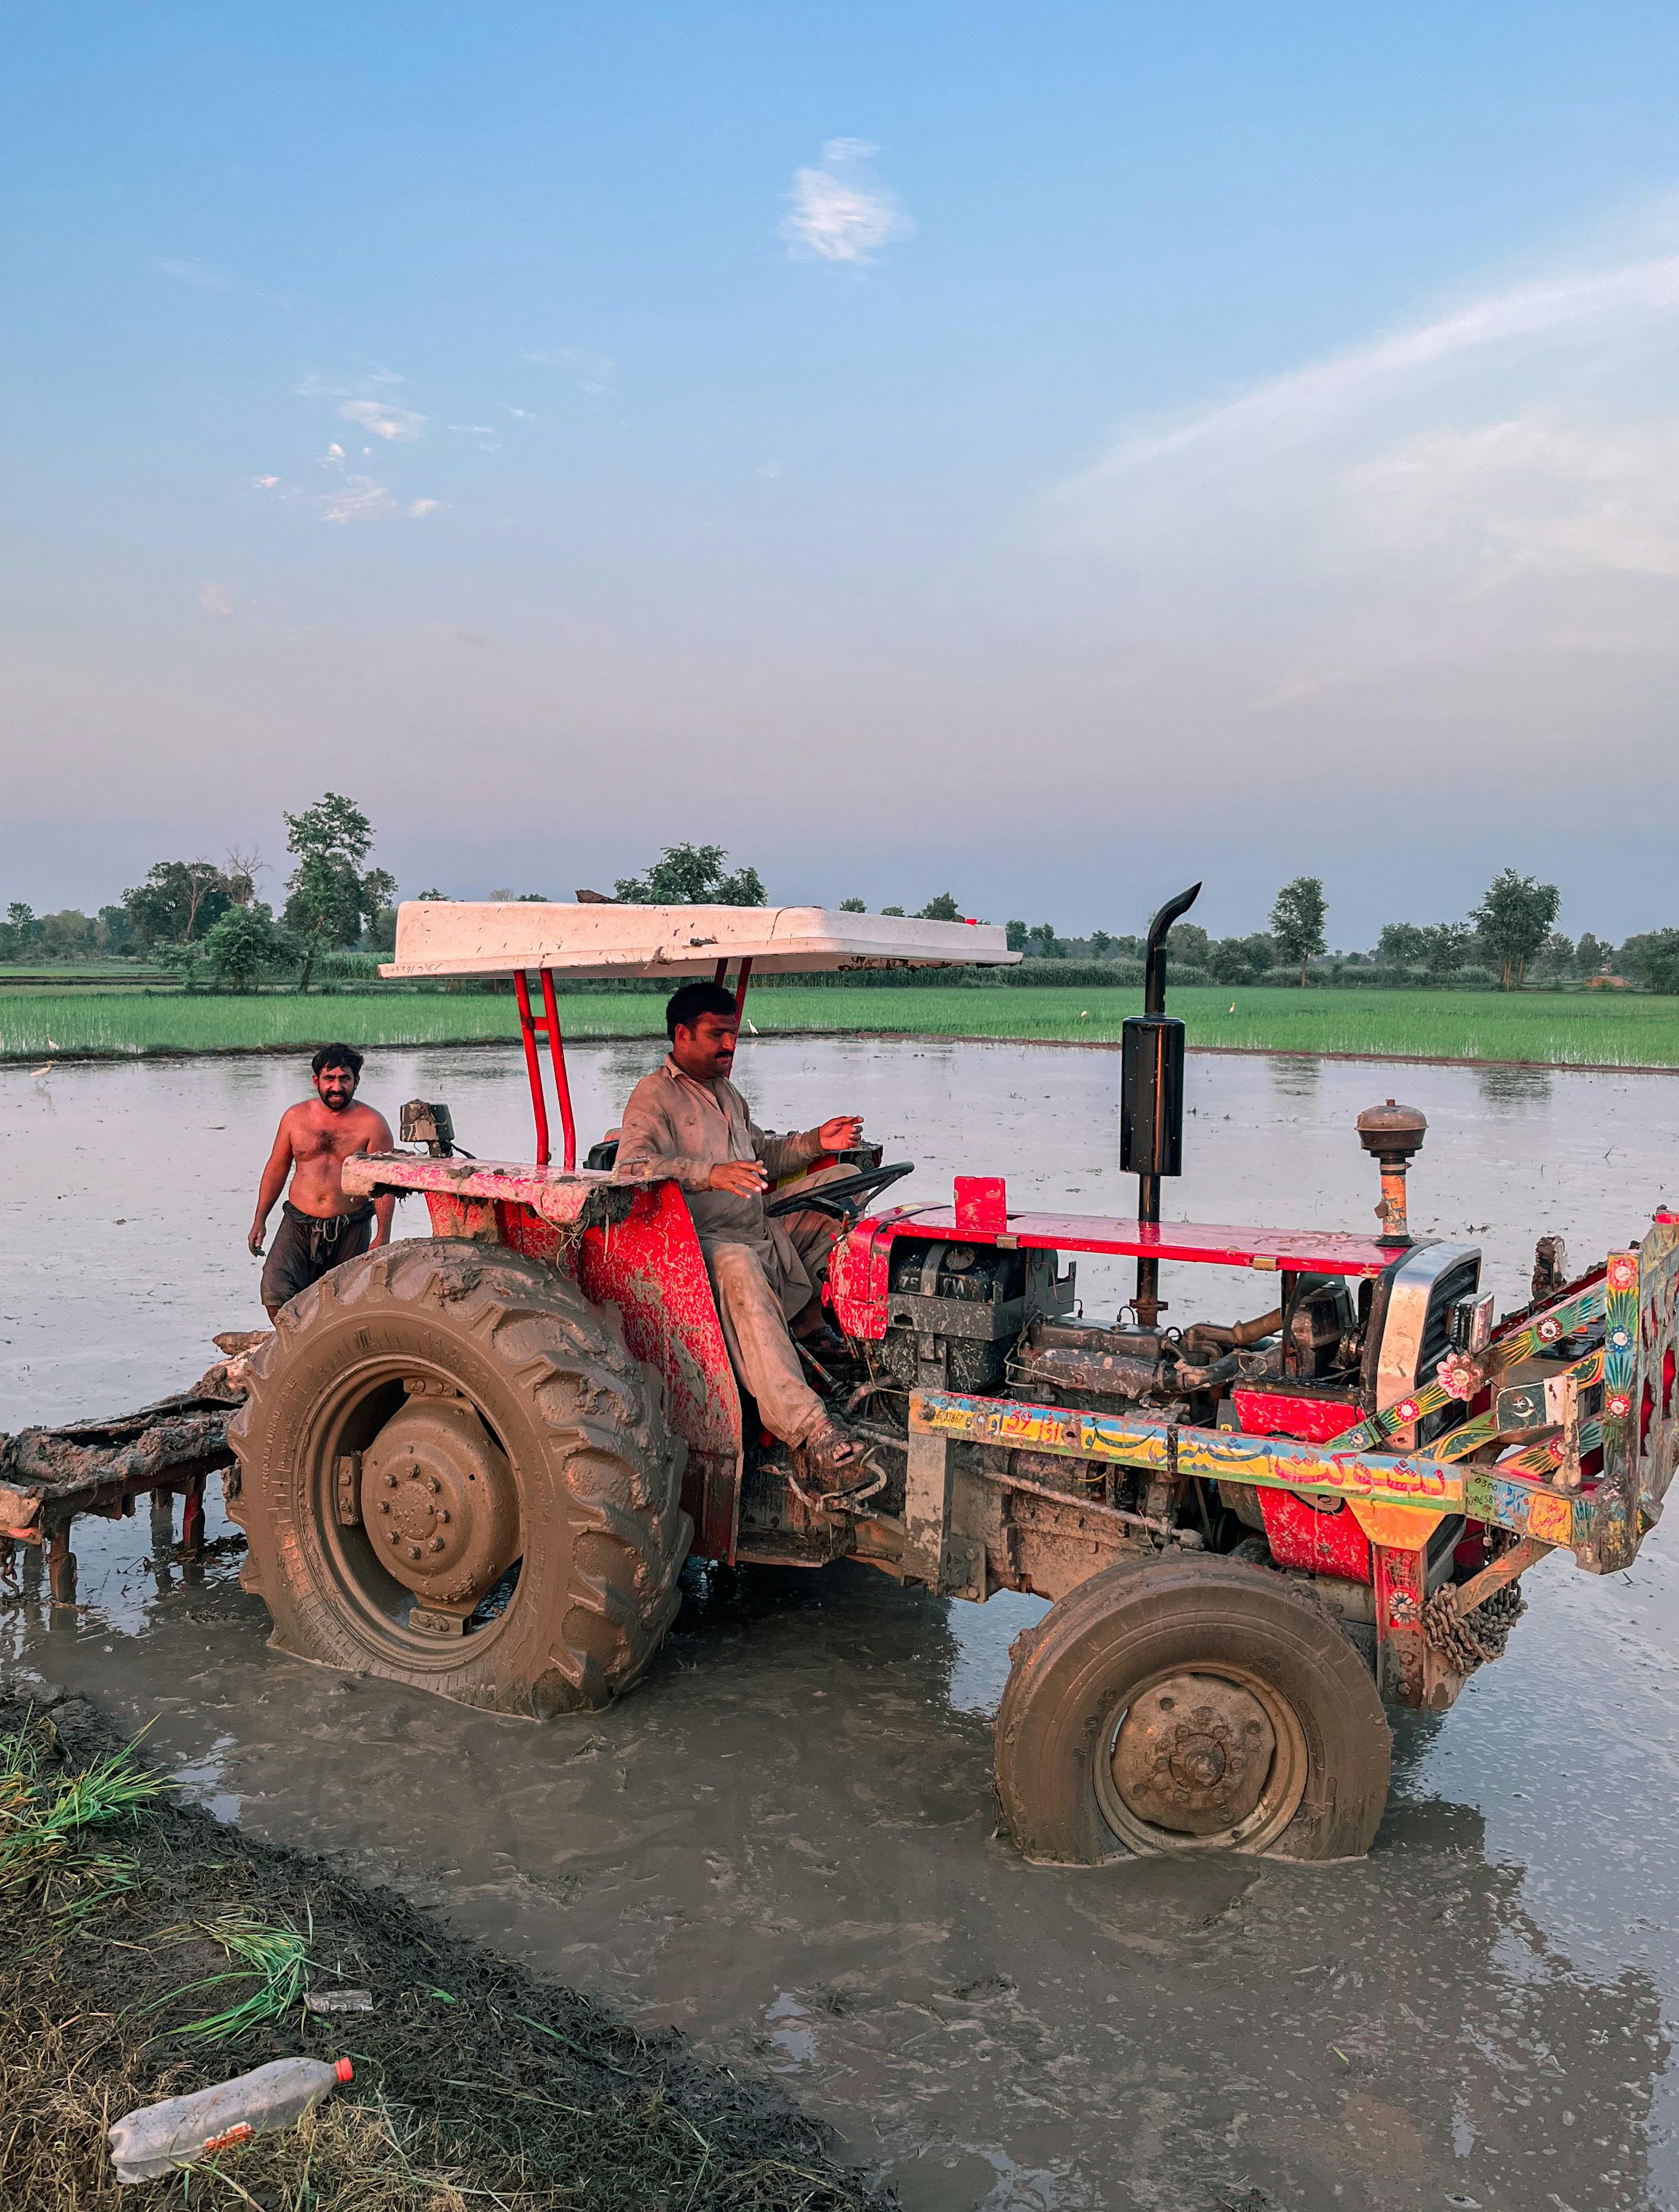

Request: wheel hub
left=1110, top=1673, right=1276, bottom=1836
left=359, top=1395, right=518, bottom=1608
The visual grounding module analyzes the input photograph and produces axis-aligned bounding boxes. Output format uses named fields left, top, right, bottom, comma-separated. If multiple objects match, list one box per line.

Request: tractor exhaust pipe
left=1121, top=882, right=1201, bottom=1327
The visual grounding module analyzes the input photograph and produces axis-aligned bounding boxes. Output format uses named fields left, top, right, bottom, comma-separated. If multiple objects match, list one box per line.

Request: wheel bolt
left=383, top=1471, right=396, bottom=1488
left=386, top=1531, right=399, bottom=1545
left=407, top=1544, right=422, bottom=1561
left=378, top=1501, right=390, bottom=1515
left=429, top=1537, right=445, bottom=1553
left=427, top=1476, right=441, bottom=1494
left=436, top=1509, right=451, bottom=1524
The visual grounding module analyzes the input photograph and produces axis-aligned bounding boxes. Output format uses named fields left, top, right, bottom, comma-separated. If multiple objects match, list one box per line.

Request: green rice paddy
left=3, top=984, right=1677, bottom=1068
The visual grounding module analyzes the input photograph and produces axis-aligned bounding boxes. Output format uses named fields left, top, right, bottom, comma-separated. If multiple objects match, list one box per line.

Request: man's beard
left=320, top=1089, right=353, bottom=1113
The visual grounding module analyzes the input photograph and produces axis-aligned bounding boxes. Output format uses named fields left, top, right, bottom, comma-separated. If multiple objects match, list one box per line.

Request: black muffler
left=1121, top=882, right=1200, bottom=1325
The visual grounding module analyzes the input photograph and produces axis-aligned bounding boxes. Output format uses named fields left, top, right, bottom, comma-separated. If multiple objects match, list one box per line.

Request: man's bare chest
left=290, top=1114, right=372, bottom=1165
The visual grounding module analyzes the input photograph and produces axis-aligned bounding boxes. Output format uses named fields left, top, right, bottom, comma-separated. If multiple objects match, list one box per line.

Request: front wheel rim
left=1094, top=1664, right=1309, bottom=1855
left=302, top=1355, right=527, bottom=1667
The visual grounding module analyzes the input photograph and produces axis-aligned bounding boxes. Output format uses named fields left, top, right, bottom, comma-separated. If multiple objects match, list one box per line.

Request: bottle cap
left=335, top=2058, right=354, bottom=2084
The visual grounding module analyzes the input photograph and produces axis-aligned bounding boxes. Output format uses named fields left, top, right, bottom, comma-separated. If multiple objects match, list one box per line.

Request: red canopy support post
left=539, top=966, right=577, bottom=1172
left=733, top=956, right=753, bottom=1022
left=512, top=970, right=551, bottom=1165
left=713, top=958, right=729, bottom=986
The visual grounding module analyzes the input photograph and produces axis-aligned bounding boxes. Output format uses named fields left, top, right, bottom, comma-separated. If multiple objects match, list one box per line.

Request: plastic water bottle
left=108, top=2056, right=353, bottom=2183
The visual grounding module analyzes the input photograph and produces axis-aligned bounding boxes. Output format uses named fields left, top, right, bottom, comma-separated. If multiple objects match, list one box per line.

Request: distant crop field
left=1, top=984, right=1676, bottom=1067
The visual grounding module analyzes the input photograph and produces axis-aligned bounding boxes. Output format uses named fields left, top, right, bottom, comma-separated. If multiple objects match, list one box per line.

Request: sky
left=4, top=2, right=1679, bottom=946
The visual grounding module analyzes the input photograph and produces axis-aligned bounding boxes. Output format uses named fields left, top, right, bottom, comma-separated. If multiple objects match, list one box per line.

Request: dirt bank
left=0, top=1679, right=891, bottom=2210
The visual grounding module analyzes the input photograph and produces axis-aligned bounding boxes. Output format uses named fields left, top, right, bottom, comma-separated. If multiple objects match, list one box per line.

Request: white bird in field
left=746, top=1016, right=759, bottom=1035
left=1079, top=1010, right=1089, bottom=1019
left=1228, top=1002, right=1235, bottom=1013
left=33, top=1063, right=55, bottom=1078
left=46, top=1035, right=59, bottom=1052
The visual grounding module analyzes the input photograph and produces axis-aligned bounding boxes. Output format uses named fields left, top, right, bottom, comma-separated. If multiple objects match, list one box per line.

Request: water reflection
left=1474, top=1063, right=1554, bottom=1108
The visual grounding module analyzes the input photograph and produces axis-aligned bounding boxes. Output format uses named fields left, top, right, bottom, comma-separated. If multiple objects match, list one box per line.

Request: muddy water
left=5, top=1038, right=1679, bottom=2210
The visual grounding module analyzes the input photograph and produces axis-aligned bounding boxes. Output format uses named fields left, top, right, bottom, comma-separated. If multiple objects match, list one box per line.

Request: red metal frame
left=828, top=1186, right=1401, bottom=1343
left=512, top=968, right=577, bottom=1172
left=511, top=972, right=549, bottom=1164
left=711, top=956, right=755, bottom=1019
left=512, top=953, right=750, bottom=1177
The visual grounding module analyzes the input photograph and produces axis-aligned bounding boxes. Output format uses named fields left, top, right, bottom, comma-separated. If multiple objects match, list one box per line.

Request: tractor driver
left=613, top=982, right=874, bottom=1494
left=248, top=1043, right=395, bottom=1319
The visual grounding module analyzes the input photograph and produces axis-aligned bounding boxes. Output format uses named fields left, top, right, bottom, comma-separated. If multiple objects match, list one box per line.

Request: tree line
left=6, top=831, right=1678, bottom=996
left=0, top=793, right=395, bottom=992
left=833, top=867, right=1674, bottom=995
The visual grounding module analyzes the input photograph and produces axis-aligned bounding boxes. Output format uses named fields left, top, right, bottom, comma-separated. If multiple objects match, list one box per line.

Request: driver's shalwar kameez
left=612, top=1055, right=842, bottom=1444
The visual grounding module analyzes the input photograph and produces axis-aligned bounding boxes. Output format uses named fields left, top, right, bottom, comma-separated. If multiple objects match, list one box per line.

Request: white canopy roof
left=382, top=902, right=1021, bottom=981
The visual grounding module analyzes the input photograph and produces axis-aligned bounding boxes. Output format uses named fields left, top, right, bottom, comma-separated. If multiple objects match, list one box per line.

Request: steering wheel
left=763, top=1161, right=916, bottom=1221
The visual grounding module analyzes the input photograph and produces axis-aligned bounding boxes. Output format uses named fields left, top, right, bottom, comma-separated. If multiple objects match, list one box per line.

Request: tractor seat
left=586, top=1135, right=620, bottom=1172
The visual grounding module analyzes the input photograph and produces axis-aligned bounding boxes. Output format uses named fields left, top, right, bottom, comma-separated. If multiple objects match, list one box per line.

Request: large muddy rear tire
left=227, top=1239, right=691, bottom=1716
left=995, top=1554, right=1390, bottom=1864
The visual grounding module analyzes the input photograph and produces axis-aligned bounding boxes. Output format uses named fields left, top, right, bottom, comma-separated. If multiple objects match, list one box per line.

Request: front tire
left=994, top=1554, right=1391, bottom=1864
left=227, top=1240, right=691, bottom=1716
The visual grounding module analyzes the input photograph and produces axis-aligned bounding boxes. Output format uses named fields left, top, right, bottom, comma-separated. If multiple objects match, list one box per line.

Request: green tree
left=1416, top=922, right=1471, bottom=981
left=96, top=904, right=135, bottom=953
left=1209, top=934, right=1272, bottom=985
left=1619, top=930, right=1679, bottom=994
left=880, top=904, right=905, bottom=918
left=202, top=901, right=294, bottom=992
left=417, top=887, right=447, bottom=901
left=917, top=891, right=961, bottom=920
left=1165, top=921, right=1210, bottom=966
left=614, top=843, right=766, bottom=906
left=1472, top=868, right=1560, bottom=989
left=838, top=897, right=867, bottom=913
left=39, top=909, right=94, bottom=957
left=1270, top=876, right=1328, bottom=986
left=282, top=792, right=392, bottom=988
left=1376, top=922, right=1426, bottom=965
left=1530, top=931, right=1575, bottom=982
left=1027, top=923, right=1064, bottom=959
left=1089, top=929, right=1115, bottom=959
left=1574, top=931, right=1613, bottom=979
left=1004, top=919, right=1027, bottom=951
left=0, top=901, right=39, bottom=959
left=121, top=861, right=231, bottom=948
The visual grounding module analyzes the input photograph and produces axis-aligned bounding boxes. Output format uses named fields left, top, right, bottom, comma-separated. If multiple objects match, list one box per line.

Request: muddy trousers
left=705, top=1174, right=850, bottom=1448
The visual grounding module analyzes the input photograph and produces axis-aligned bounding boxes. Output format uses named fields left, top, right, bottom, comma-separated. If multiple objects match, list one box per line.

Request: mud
left=5, top=1039, right=1679, bottom=2207
left=0, top=1682, right=886, bottom=2210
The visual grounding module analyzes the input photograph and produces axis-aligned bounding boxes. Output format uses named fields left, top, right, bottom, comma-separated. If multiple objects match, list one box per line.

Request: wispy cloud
left=198, top=582, right=235, bottom=615
left=526, top=347, right=614, bottom=395
left=155, top=256, right=233, bottom=290
left=319, top=475, right=398, bottom=524
left=781, top=138, right=912, bottom=266
left=1053, top=239, right=1679, bottom=596
left=295, top=368, right=405, bottom=399
left=1042, top=222, right=1679, bottom=799
left=338, top=398, right=426, bottom=442
left=1081, top=251, right=1679, bottom=477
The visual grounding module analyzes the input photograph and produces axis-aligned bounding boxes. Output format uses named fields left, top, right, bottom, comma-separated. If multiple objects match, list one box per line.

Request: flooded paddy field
left=5, top=1036, right=1679, bottom=2210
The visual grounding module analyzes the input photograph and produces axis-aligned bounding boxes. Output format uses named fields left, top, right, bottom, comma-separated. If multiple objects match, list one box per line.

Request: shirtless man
left=249, top=1044, right=394, bottom=1318
left=613, top=982, right=874, bottom=1491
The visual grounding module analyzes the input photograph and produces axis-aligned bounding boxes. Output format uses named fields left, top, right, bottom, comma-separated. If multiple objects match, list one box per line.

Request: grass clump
left=140, top=1908, right=313, bottom=2043
left=0, top=1715, right=162, bottom=1937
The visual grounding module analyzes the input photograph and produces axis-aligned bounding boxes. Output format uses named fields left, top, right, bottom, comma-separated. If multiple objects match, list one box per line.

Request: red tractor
left=228, top=893, right=1679, bottom=1863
